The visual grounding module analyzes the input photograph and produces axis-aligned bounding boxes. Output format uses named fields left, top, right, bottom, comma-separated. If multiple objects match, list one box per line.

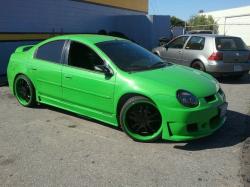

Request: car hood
left=127, top=64, right=219, bottom=98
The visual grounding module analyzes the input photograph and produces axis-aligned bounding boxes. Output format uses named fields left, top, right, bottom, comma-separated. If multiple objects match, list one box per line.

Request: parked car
left=8, top=34, right=227, bottom=142
left=153, top=34, right=250, bottom=77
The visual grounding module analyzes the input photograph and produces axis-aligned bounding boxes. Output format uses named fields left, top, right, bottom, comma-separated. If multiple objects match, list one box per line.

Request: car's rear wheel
left=119, top=96, right=162, bottom=142
left=191, top=61, right=205, bottom=72
left=14, top=75, right=36, bottom=107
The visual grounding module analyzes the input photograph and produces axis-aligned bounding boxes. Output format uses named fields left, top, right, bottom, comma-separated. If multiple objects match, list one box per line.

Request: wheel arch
left=116, top=93, right=156, bottom=120
left=13, top=73, right=35, bottom=95
left=190, top=59, right=206, bottom=71
left=190, top=59, right=202, bottom=66
left=190, top=55, right=208, bottom=66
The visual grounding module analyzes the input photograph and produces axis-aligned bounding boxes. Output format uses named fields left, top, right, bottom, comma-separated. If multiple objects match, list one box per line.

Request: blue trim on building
left=0, top=0, right=170, bottom=75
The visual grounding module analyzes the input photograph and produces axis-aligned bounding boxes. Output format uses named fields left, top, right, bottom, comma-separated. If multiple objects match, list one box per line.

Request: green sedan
left=7, top=34, right=228, bottom=142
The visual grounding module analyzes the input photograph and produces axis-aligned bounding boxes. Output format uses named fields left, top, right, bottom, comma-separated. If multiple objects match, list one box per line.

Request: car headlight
left=176, top=90, right=199, bottom=107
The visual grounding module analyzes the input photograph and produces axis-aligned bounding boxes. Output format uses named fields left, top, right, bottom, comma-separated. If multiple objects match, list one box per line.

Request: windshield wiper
left=125, top=62, right=168, bottom=73
left=126, top=65, right=149, bottom=71
left=149, top=61, right=167, bottom=68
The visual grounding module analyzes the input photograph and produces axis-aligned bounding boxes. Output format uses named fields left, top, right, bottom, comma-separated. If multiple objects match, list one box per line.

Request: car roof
left=47, top=34, right=125, bottom=44
left=181, top=34, right=240, bottom=38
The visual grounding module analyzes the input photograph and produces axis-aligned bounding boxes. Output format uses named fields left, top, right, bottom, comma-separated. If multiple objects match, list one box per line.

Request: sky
left=149, top=0, right=250, bottom=20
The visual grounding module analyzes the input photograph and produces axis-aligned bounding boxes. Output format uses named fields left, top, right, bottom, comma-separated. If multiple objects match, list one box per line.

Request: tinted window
left=67, top=41, right=104, bottom=71
left=97, top=40, right=168, bottom=72
left=216, top=37, right=248, bottom=51
left=168, top=36, right=189, bottom=49
left=186, top=36, right=205, bottom=50
left=36, top=40, right=65, bottom=63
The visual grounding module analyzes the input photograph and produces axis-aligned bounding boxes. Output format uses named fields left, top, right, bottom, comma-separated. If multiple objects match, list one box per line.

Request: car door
left=182, top=36, right=206, bottom=66
left=161, top=36, right=189, bottom=64
left=31, top=40, right=66, bottom=102
left=62, top=40, right=116, bottom=115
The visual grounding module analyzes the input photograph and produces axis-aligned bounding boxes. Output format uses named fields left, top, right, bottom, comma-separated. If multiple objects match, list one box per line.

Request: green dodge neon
left=7, top=34, right=228, bottom=142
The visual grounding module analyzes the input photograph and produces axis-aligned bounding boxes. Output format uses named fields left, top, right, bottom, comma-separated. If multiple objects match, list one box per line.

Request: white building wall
left=203, top=6, right=250, bottom=46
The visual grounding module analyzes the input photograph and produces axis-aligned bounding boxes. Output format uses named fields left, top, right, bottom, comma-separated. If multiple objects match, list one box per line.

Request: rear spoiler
left=15, top=45, right=34, bottom=53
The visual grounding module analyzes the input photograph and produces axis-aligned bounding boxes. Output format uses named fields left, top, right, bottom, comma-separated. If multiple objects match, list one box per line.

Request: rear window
left=35, top=40, right=65, bottom=64
left=216, top=37, right=248, bottom=51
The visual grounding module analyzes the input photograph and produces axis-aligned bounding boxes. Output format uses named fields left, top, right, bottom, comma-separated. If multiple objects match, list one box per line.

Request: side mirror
left=94, top=65, right=113, bottom=77
left=164, top=44, right=169, bottom=49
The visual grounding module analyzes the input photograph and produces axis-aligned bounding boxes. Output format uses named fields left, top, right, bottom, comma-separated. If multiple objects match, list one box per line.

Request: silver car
left=153, top=34, right=250, bottom=77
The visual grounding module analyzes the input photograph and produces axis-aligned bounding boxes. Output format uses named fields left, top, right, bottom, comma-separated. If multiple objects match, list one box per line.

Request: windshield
left=96, top=40, right=168, bottom=72
left=216, top=37, right=248, bottom=51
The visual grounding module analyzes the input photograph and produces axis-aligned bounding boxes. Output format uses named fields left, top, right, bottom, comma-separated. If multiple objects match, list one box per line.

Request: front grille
left=204, top=95, right=216, bottom=103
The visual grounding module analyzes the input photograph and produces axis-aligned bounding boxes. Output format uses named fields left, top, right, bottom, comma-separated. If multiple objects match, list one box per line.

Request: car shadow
left=217, top=72, right=250, bottom=84
left=41, top=103, right=250, bottom=149
left=172, top=110, right=250, bottom=151
left=38, top=104, right=121, bottom=131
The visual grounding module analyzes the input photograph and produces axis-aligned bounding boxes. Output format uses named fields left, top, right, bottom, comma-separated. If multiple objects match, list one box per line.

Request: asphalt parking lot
left=0, top=74, right=250, bottom=187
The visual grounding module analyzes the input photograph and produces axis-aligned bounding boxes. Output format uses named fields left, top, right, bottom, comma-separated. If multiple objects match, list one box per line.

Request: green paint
left=7, top=34, right=227, bottom=142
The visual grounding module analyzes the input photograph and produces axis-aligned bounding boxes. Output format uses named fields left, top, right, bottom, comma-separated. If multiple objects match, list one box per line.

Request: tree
left=170, top=16, right=185, bottom=27
left=187, top=15, right=218, bottom=33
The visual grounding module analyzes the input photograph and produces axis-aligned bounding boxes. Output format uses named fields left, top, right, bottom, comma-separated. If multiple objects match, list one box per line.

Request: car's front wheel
left=14, top=75, right=36, bottom=107
left=119, top=96, right=162, bottom=142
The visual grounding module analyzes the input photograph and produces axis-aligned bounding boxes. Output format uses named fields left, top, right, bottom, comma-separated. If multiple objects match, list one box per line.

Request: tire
left=119, top=96, right=162, bottom=142
left=14, top=75, right=36, bottom=107
left=191, top=61, right=206, bottom=72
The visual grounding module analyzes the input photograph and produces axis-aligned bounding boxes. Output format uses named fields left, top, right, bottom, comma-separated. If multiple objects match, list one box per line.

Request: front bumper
left=162, top=106, right=226, bottom=141
left=156, top=92, right=227, bottom=141
left=205, top=61, right=250, bottom=74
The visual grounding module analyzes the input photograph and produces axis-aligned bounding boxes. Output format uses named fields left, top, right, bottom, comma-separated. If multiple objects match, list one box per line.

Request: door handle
left=31, top=68, right=37, bottom=70
left=64, top=75, right=72, bottom=79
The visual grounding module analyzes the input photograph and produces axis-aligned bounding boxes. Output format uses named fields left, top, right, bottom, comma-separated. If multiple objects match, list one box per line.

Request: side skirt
left=38, top=95, right=118, bottom=127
